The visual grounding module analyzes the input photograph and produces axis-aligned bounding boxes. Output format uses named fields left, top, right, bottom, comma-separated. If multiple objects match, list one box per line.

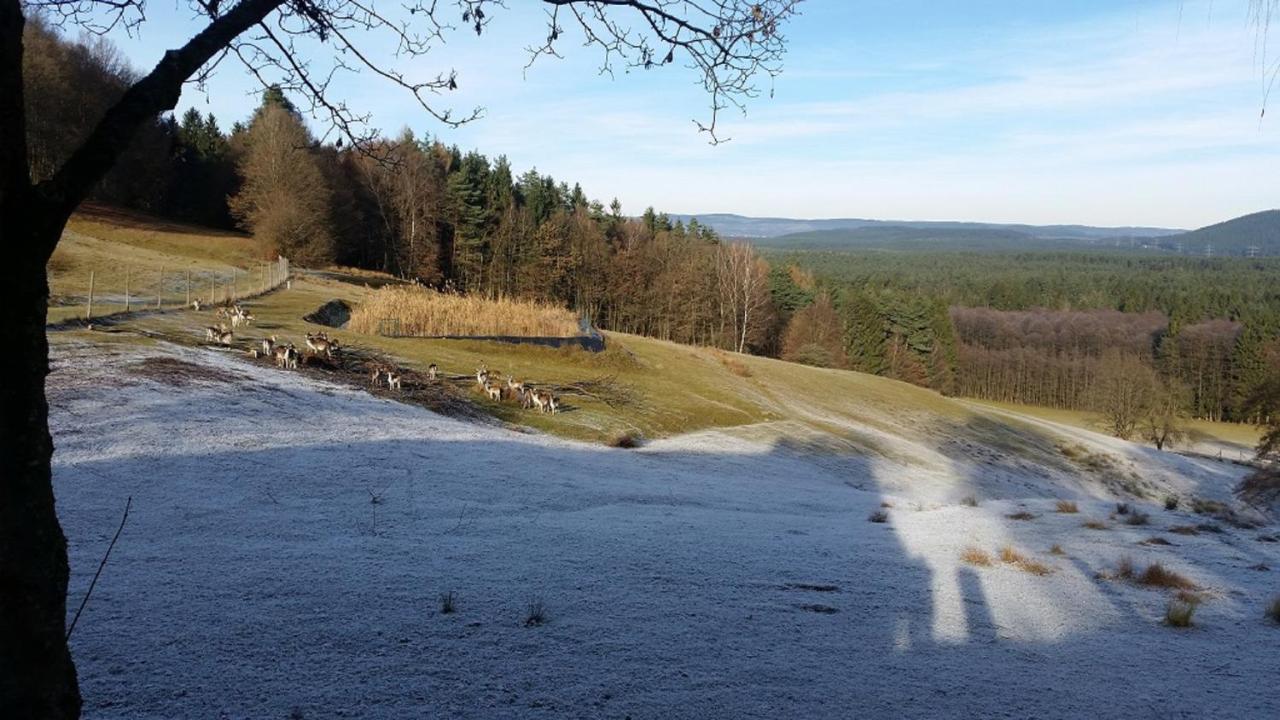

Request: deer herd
left=476, top=364, right=559, bottom=414
left=195, top=302, right=558, bottom=414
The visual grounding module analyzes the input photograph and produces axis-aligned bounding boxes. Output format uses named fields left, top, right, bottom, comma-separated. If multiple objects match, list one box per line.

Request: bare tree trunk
left=1, top=2, right=287, bottom=715
left=0, top=197, right=80, bottom=719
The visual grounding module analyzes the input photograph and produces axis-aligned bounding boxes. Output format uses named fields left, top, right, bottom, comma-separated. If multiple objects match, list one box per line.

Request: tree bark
left=2, top=1, right=287, bottom=716
left=0, top=193, right=79, bottom=719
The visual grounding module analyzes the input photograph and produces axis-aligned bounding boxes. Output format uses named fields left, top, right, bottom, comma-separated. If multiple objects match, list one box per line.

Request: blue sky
left=95, top=1, right=1278, bottom=228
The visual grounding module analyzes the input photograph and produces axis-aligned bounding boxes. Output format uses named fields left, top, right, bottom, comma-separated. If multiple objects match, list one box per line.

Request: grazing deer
left=527, top=388, right=549, bottom=413
left=368, top=362, right=390, bottom=387
left=191, top=299, right=203, bottom=311
left=261, top=335, right=278, bottom=357
left=530, top=389, right=557, bottom=414
left=386, top=370, right=402, bottom=392
left=271, top=343, right=299, bottom=369
left=427, top=363, right=439, bottom=381
left=305, top=332, right=335, bottom=358
left=506, top=376, right=525, bottom=394
left=204, top=326, right=221, bottom=342
left=216, top=328, right=234, bottom=346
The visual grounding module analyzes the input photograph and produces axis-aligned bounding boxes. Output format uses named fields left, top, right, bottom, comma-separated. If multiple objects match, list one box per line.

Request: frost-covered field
left=51, top=341, right=1280, bottom=719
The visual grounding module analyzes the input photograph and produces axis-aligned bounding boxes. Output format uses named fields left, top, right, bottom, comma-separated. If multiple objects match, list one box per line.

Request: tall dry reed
left=349, top=286, right=580, bottom=338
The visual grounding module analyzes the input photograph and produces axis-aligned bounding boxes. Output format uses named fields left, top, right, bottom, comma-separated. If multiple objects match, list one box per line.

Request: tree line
left=25, top=19, right=779, bottom=354
left=25, top=17, right=1279, bottom=428
left=769, top=250, right=1280, bottom=429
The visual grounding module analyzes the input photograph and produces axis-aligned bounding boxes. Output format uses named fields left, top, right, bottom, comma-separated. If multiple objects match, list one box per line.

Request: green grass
left=970, top=399, right=1260, bottom=450
left=47, top=204, right=272, bottom=324
left=45, top=207, right=1110, bottom=462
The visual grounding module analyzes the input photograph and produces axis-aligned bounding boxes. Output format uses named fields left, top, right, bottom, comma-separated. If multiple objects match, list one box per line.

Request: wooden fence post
left=86, top=270, right=94, bottom=320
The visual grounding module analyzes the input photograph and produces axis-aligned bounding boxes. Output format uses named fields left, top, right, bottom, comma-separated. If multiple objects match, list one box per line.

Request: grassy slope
left=47, top=204, right=271, bottom=323
left=47, top=207, right=1256, bottom=464
left=967, top=400, right=1261, bottom=450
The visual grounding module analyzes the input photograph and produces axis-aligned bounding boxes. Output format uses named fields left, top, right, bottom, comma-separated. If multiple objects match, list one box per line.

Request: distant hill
left=670, top=213, right=1179, bottom=241
left=1150, top=210, right=1280, bottom=257
left=752, top=226, right=1079, bottom=253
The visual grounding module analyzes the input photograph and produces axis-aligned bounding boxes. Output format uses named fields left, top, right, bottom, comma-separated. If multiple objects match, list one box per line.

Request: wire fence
left=49, top=257, right=290, bottom=321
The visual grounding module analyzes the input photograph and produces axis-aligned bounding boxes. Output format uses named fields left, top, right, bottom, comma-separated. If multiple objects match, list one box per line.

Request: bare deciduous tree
left=715, top=240, right=771, bottom=353
left=1093, top=351, right=1158, bottom=440
left=0, top=2, right=801, bottom=717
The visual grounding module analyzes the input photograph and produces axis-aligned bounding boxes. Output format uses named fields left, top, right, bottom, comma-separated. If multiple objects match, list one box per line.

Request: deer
left=527, top=388, right=549, bottom=413
left=427, top=363, right=440, bottom=381
left=191, top=299, right=203, bottom=312
left=305, top=332, right=335, bottom=358
left=516, top=386, right=534, bottom=410
left=475, top=364, right=489, bottom=387
left=270, top=343, right=299, bottom=370
left=506, top=376, right=525, bottom=394
left=386, top=370, right=402, bottom=392
left=204, top=325, right=222, bottom=342
left=368, top=362, right=391, bottom=387
left=530, top=388, right=558, bottom=415
left=483, top=379, right=503, bottom=402
left=261, top=335, right=278, bottom=357
left=215, top=328, right=234, bottom=347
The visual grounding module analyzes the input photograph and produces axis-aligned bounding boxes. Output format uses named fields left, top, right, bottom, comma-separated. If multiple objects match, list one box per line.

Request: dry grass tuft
left=350, top=286, right=580, bottom=338
left=961, top=547, right=994, bottom=567
left=1055, top=500, right=1079, bottom=514
left=1115, top=502, right=1131, bottom=515
left=438, top=590, right=457, bottom=615
left=867, top=509, right=889, bottom=524
left=960, top=495, right=979, bottom=507
left=1266, top=596, right=1280, bottom=625
left=1138, top=563, right=1197, bottom=590
left=1125, top=511, right=1151, bottom=526
left=524, top=597, right=548, bottom=627
left=1164, top=496, right=1180, bottom=511
left=999, top=545, right=1053, bottom=575
left=999, top=545, right=1026, bottom=564
left=1083, top=519, right=1110, bottom=530
left=606, top=431, right=643, bottom=449
left=1006, top=511, right=1037, bottom=521
left=1049, top=544, right=1066, bottom=556
left=1168, top=525, right=1199, bottom=535
left=1114, top=556, right=1137, bottom=580
left=711, top=350, right=753, bottom=377
left=1165, top=596, right=1198, bottom=628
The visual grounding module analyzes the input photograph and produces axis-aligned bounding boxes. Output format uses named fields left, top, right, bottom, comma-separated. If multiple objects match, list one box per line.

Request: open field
left=50, top=339, right=1280, bottom=719
left=969, top=400, right=1263, bottom=457
left=47, top=204, right=275, bottom=324
left=41, top=209, right=1280, bottom=718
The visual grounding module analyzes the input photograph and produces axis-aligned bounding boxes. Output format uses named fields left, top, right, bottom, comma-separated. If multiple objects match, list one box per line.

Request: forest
left=28, top=17, right=1280, bottom=432
left=769, top=250, right=1280, bottom=429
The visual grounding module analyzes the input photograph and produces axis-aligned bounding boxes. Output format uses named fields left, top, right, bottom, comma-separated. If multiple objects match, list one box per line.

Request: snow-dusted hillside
left=51, top=341, right=1280, bottom=719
